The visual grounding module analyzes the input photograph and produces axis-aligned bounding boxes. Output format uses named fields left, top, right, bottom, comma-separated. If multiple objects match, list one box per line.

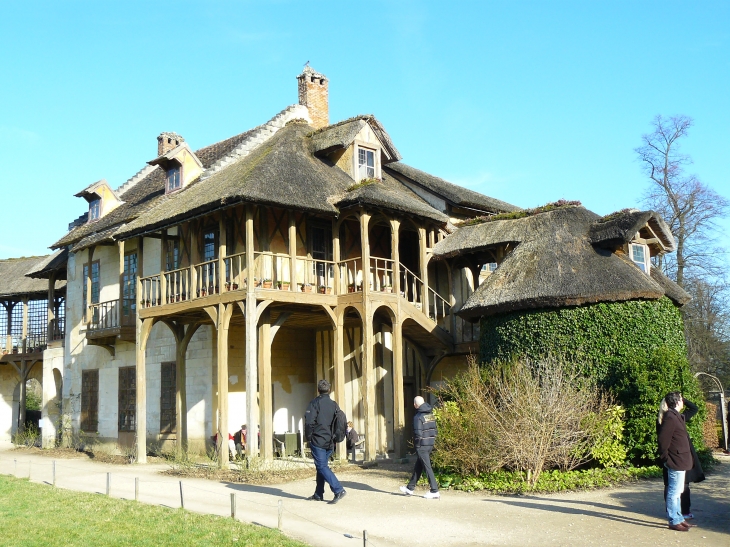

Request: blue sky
left=1, top=1, right=728, bottom=259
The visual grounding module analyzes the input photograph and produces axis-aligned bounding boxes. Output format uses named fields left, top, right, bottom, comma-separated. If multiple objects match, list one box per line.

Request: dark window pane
left=118, top=367, right=136, bottom=432
left=160, top=362, right=176, bottom=433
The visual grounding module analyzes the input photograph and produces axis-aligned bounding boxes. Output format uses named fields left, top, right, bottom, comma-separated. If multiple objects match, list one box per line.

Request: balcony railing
left=194, top=259, right=218, bottom=297
left=294, top=256, right=335, bottom=294
left=223, top=251, right=247, bottom=292
left=88, top=299, right=136, bottom=331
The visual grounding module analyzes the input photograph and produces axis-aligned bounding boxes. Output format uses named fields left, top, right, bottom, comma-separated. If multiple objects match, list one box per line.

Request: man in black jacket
left=657, top=392, right=694, bottom=531
left=304, top=380, right=346, bottom=504
left=400, top=396, right=439, bottom=499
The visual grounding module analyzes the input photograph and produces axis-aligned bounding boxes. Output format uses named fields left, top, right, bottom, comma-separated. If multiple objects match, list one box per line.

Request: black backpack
left=331, top=406, right=347, bottom=444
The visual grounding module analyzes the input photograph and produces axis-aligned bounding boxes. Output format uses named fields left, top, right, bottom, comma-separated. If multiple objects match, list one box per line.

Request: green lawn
left=0, top=475, right=309, bottom=547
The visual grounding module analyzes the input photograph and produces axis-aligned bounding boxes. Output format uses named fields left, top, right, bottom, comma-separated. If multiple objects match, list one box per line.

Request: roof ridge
left=116, top=164, right=157, bottom=197
left=308, top=114, right=373, bottom=136
left=200, top=104, right=311, bottom=180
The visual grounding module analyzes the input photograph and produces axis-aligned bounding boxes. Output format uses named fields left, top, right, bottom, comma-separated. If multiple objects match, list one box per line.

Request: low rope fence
left=0, top=456, right=380, bottom=546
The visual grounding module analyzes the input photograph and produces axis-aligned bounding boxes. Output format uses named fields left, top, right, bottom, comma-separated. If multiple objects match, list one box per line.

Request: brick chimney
left=157, top=132, right=184, bottom=156
left=297, top=66, right=328, bottom=129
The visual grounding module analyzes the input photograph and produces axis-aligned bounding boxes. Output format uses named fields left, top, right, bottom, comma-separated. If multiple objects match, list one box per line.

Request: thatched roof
left=432, top=206, right=686, bottom=318
left=0, top=256, right=66, bottom=299
left=51, top=127, right=258, bottom=251
left=590, top=210, right=675, bottom=252
left=385, top=162, right=520, bottom=214
left=310, top=115, right=401, bottom=162
left=335, top=173, right=449, bottom=223
left=650, top=268, right=691, bottom=306
left=25, top=249, right=68, bottom=280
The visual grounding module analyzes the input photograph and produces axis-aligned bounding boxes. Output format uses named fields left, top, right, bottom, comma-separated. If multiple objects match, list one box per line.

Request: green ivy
left=480, top=297, right=704, bottom=463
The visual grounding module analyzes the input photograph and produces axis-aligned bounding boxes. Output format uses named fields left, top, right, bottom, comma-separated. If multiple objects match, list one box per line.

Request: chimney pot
left=157, top=132, right=184, bottom=156
left=297, top=66, right=329, bottom=129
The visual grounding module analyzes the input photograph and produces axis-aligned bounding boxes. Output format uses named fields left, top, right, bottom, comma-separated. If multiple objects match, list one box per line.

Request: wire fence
left=0, top=456, right=380, bottom=546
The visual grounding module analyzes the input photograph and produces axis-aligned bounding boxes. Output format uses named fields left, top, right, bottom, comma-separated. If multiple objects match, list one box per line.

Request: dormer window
left=629, top=243, right=650, bottom=273
left=89, top=199, right=101, bottom=221
left=166, top=166, right=181, bottom=193
left=357, top=147, right=377, bottom=180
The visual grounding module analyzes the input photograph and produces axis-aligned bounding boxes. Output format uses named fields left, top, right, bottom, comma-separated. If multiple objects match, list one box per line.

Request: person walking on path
left=659, top=397, right=705, bottom=520
left=400, top=396, right=440, bottom=499
left=657, top=392, right=695, bottom=531
left=304, top=379, right=347, bottom=504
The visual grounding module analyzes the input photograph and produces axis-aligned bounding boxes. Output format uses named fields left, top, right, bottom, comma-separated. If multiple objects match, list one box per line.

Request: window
left=122, top=252, right=137, bottom=323
left=118, top=367, right=136, bottom=432
left=89, top=199, right=101, bottom=221
left=83, top=260, right=100, bottom=322
left=160, top=362, right=176, bottom=433
left=481, top=263, right=498, bottom=273
left=81, top=370, right=99, bottom=432
left=629, top=243, right=650, bottom=273
left=166, top=166, right=181, bottom=193
left=202, top=228, right=218, bottom=262
left=166, top=239, right=180, bottom=271
left=357, top=147, right=376, bottom=180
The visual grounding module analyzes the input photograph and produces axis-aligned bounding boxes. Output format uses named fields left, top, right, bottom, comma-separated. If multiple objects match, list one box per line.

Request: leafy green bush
left=585, top=405, right=627, bottom=468
left=480, top=297, right=703, bottom=463
left=431, top=466, right=662, bottom=494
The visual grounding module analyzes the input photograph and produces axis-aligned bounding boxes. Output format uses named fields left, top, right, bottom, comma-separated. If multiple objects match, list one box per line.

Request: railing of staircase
left=398, top=265, right=423, bottom=308
left=339, top=258, right=363, bottom=294
left=369, top=257, right=394, bottom=292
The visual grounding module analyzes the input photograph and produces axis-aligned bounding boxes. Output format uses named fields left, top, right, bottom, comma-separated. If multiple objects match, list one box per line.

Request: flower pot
left=302, top=285, right=313, bottom=293
left=383, top=287, right=392, bottom=293
left=318, top=287, right=326, bottom=294
left=263, top=281, right=273, bottom=289
left=281, top=282, right=290, bottom=291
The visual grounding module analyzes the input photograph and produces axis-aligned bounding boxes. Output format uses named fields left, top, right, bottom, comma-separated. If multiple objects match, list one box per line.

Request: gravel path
left=1, top=442, right=728, bottom=546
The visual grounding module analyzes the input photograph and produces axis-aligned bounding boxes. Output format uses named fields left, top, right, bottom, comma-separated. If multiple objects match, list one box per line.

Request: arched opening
left=372, top=304, right=397, bottom=454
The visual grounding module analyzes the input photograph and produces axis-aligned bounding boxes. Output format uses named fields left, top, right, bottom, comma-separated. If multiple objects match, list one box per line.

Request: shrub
left=13, top=424, right=41, bottom=448
left=585, top=405, right=627, bottom=468
left=433, top=357, right=613, bottom=486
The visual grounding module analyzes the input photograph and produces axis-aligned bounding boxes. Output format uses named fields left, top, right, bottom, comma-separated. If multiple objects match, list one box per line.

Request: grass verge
left=0, top=475, right=308, bottom=547
left=433, top=466, right=663, bottom=494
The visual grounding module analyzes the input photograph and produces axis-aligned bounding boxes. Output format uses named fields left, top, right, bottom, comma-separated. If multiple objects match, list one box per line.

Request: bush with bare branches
left=433, top=357, right=616, bottom=486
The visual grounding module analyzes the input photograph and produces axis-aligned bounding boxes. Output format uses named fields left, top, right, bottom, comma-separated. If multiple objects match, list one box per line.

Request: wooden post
left=418, top=227, right=429, bottom=319
left=5, top=302, right=13, bottom=353
left=360, top=212, right=377, bottom=460
left=135, top=237, right=148, bottom=463
left=219, top=215, right=227, bottom=292
left=159, top=230, right=167, bottom=304
left=332, top=218, right=340, bottom=294
left=360, top=213, right=371, bottom=297
left=21, top=296, right=28, bottom=354
left=288, top=211, right=296, bottom=291
left=86, top=246, right=95, bottom=327
left=392, top=316, right=405, bottom=458
left=47, top=272, right=56, bottom=343
left=176, top=325, right=194, bottom=453
left=245, top=205, right=259, bottom=457
left=333, top=311, right=346, bottom=460
left=118, top=240, right=125, bottom=324
left=258, top=309, right=273, bottom=460
left=391, top=219, right=400, bottom=296
left=217, top=304, right=231, bottom=467
left=189, top=223, right=198, bottom=298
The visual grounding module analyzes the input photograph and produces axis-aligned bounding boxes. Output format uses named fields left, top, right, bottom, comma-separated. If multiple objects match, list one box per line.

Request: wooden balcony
left=86, top=299, right=135, bottom=351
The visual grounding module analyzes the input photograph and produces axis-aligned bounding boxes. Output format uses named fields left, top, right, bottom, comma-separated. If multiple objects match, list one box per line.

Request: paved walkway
left=1, top=442, right=728, bottom=546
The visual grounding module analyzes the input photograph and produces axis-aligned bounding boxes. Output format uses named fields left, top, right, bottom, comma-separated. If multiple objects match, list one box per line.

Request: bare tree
left=635, top=115, right=729, bottom=286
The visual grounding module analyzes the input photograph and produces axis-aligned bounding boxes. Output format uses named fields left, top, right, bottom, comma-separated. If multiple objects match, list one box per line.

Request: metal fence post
left=28, top=461, right=31, bottom=480
left=106, top=473, right=111, bottom=496
left=363, top=530, right=367, bottom=547
left=720, top=391, right=728, bottom=451
left=135, top=477, right=139, bottom=501
left=179, top=481, right=185, bottom=509
left=52, top=461, right=56, bottom=487
left=230, top=493, right=236, bottom=519
left=277, top=499, right=283, bottom=530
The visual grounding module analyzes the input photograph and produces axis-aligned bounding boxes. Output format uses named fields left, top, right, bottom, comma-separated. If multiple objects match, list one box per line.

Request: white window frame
left=356, top=146, right=378, bottom=181
left=88, top=199, right=101, bottom=222
left=166, top=165, right=182, bottom=194
left=629, top=243, right=650, bottom=274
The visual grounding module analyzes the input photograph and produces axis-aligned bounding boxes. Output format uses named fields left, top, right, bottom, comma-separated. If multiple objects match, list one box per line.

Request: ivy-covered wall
left=479, top=297, right=704, bottom=463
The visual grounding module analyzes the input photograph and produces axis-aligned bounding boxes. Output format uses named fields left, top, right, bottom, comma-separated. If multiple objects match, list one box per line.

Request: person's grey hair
left=657, top=399, right=669, bottom=425
left=318, top=379, right=331, bottom=394
left=414, top=396, right=425, bottom=408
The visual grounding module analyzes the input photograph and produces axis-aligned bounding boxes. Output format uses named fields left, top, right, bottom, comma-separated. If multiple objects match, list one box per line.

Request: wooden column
left=288, top=212, right=296, bottom=291
left=4, top=302, right=14, bottom=352
left=219, top=216, right=227, bottom=292
left=189, top=223, right=199, bottom=297
left=359, top=211, right=377, bottom=460
left=258, top=309, right=273, bottom=460
left=418, top=227, right=429, bottom=319
left=216, top=303, right=231, bottom=467
left=21, top=296, right=28, bottom=354
left=159, top=231, right=167, bottom=303
left=86, top=246, right=95, bottom=327
left=447, top=263, right=456, bottom=336
left=135, top=318, right=152, bottom=464
left=245, top=205, right=259, bottom=457
left=333, top=311, right=346, bottom=460
left=332, top=218, right=340, bottom=294
left=392, top=315, right=405, bottom=457
left=390, top=219, right=400, bottom=296
left=47, top=273, right=56, bottom=343
left=117, top=240, right=125, bottom=322
left=176, top=324, right=197, bottom=453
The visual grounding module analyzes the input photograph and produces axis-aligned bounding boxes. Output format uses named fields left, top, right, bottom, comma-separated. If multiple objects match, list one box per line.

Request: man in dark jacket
left=400, top=396, right=439, bottom=499
left=657, top=392, right=694, bottom=531
left=304, top=379, right=346, bottom=504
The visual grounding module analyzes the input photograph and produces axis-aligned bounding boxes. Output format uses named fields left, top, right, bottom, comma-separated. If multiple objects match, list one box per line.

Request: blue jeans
left=665, top=465, right=686, bottom=525
left=311, top=445, right=343, bottom=497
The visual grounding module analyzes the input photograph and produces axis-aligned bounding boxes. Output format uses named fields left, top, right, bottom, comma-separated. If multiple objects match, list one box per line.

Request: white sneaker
left=399, top=486, right=414, bottom=496
left=423, top=491, right=440, bottom=499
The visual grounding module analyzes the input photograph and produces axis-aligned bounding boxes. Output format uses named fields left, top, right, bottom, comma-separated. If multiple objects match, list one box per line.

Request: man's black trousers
left=407, top=447, right=439, bottom=493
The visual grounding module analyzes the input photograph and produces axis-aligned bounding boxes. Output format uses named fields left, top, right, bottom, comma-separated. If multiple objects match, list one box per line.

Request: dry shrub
left=433, top=357, right=612, bottom=485
left=703, top=402, right=719, bottom=449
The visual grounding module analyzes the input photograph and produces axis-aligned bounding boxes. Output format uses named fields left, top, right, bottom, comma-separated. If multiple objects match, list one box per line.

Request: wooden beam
left=135, top=317, right=154, bottom=464
left=258, top=308, right=273, bottom=461
left=333, top=310, right=346, bottom=460
left=216, top=303, right=232, bottom=467
left=392, top=314, right=405, bottom=458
